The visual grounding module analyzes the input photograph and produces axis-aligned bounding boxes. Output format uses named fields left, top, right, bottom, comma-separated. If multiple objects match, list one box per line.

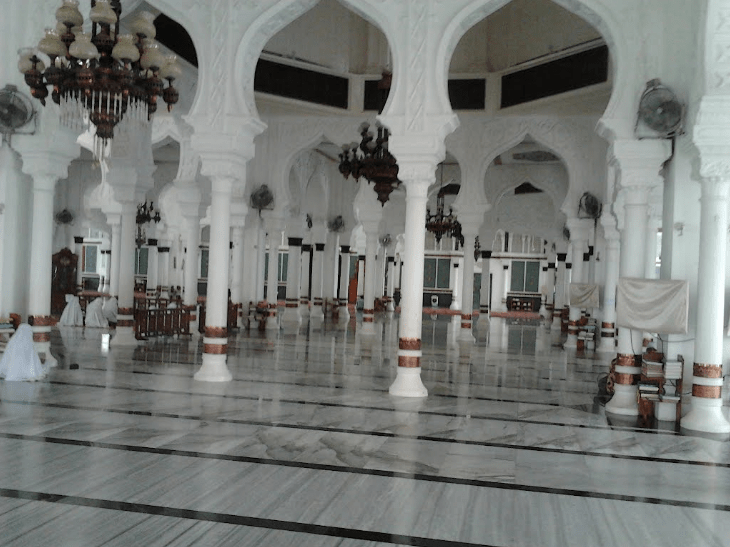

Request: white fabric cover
left=616, top=277, right=689, bottom=334
left=85, top=297, right=109, bottom=328
left=568, top=284, right=600, bottom=308
left=102, top=297, right=118, bottom=324
left=0, top=324, right=47, bottom=381
left=59, top=295, right=84, bottom=326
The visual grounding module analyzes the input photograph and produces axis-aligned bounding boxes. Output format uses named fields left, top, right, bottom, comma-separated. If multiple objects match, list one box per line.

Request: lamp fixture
left=338, top=72, right=400, bottom=206
left=18, top=0, right=180, bottom=155
left=425, top=163, right=462, bottom=245
left=135, top=200, right=160, bottom=247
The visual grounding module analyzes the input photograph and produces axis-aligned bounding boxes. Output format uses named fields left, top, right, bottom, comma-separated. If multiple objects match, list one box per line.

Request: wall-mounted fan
left=578, top=192, right=602, bottom=220
left=0, top=85, right=34, bottom=142
left=636, top=79, right=683, bottom=138
left=250, top=184, right=274, bottom=211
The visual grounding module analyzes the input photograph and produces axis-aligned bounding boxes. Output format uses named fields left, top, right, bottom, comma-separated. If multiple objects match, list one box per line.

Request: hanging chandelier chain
left=425, top=163, right=462, bottom=245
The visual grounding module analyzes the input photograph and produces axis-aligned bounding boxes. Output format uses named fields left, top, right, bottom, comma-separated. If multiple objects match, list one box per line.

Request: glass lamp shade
left=38, top=28, right=68, bottom=58
left=130, top=11, right=156, bottom=39
left=89, top=0, right=117, bottom=25
left=55, top=0, right=83, bottom=28
left=68, top=32, right=99, bottom=60
left=17, top=48, right=38, bottom=73
left=112, top=34, right=140, bottom=63
left=140, top=41, right=165, bottom=71
left=159, top=55, right=182, bottom=81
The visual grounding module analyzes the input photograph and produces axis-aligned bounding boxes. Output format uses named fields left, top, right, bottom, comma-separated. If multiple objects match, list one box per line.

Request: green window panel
left=511, top=261, right=525, bottom=292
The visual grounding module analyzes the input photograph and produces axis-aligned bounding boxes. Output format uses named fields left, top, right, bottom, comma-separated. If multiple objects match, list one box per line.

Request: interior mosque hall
left=2, top=0, right=730, bottom=545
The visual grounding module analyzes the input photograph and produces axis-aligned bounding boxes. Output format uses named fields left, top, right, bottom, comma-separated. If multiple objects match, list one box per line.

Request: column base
left=605, top=384, right=639, bottom=416
left=338, top=305, right=350, bottom=324
left=265, top=314, right=279, bottom=330
left=681, top=397, right=730, bottom=434
left=281, top=307, right=302, bottom=329
left=310, top=305, right=324, bottom=320
left=459, top=327, right=475, bottom=343
left=360, top=321, right=376, bottom=336
left=563, top=334, right=578, bottom=349
left=194, top=353, right=232, bottom=382
left=299, top=302, right=310, bottom=317
left=110, top=326, right=139, bottom=347
left=389, top=366, right=428, bottom=397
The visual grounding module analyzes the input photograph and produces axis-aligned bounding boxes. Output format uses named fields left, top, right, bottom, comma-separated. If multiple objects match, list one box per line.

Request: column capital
left=600, top=210, right=620, bottom=241
left=565, top=217, right=593, bottom=242
left=609, top=138, right=671, bottom=192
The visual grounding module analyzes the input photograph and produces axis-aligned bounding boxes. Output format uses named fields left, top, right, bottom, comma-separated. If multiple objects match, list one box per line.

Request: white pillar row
left=108, top=216, right=122, bottom=298
left=338, top=245, right=352, bottom=323
left=74, top=235, right=84, bottom=291
left=389, top=172, right=430, bottom=398
left=598, top=212, right=620, bottom=353
left=264, top=220, right=283, bottom=330
left=458, top=226, right=480, bottom=342
left=157, top=241, right=171, bottom=297
left=361, top=230, right=379, bottom=335
left=476, top=250, right=491, bottom=333
left=194, top=177, right=234, bottom=382
left=681, top=177, right=730, bottom=434
left=564, top=218, right=592, bottom=349
left=110, top=203, right=138, bottom=347
left=490, top=258, right=505, bottom=312
left=182, top=215, right=201, bottom=335
left=255, top=217, right=266, bottom=302
left=282, top=237, right=303, bottom=329
left=229, top=225, right=244, bottom=328
left=385, top=255, right=396, bottom=312
left=146, top=239, right=159, bottom=298
left=324, top=230, right=339, bottom=315
left=606, top=187, right=654, bottom=416
left=310, top=242, right=326, bottom=321
left=552, top=252, right=567, bottom=329
left=27, top=174, right=60, bottom=365
left=300, top=244, right=312, bottom=315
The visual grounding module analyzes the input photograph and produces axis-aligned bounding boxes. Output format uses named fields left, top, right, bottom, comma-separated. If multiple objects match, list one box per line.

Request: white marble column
left=598, top=213, right=620, bottom=353
left=458, top=228, right=479, bottom=342
left=74, top=235, right=84, bottom=292
left=110, top=203, right=138, bottom=347
left=157, top=243, right=170, bottom=297
left=385, top=255, right=396, bottom=312
left=324, top=230, right=339, bottom=316
left=264, top=223, right=282, bottom=330
left=146, top=240, right=159, bottom=297
left=338, top=245, right=351, bottom=323
left=101, top=249, right=111, bottom=293
left=310, top=242, right=325, bottom=321
left=282, top=237, right=302, bottom=328
left=681, top=177, right=730, bottom=433
left=544, top=255, right=556, bottom=328
left=644, top=214, right=661, bottom=279
left=194, top=177, right=233, bottom=382
left=552, top=253, right=567, bottom=330
left=356, top=255, right=365, bottom=300
left=182, top=216, right=201, bottom=335
left=564, top=218, right=592, bottom=349
left=230, top=226, right=244, bottom=328
left=255, top=218, right=266, bottom=302
left=108, top=217, right=122, bottom=298
left=476, top=250, right=491, bottom=333
left=300, top=244, right=312, bottom=315
left=361, top=231, right=378, bottom=335
left=389, top=171, right=430, bottom=397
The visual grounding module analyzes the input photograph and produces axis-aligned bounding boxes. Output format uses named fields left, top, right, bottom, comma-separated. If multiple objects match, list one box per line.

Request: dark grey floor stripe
left=1, top=436, right=728, bottom=513
left=43, top=378, right=679, bottom=437
left=0, top=488, right=494, bottom=547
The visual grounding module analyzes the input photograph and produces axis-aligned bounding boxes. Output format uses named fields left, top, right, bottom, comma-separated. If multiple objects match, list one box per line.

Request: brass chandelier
left=425, top=164, right=462, bottom=244
left=338, top=72, right=400, bottom=206
left=18, top=0, right=180, bottom=151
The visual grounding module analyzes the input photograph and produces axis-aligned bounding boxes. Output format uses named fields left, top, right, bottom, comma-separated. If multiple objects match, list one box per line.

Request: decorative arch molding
left=485, top=164, right=568, bottom=214
left=439, top=0, right=634, bottom=140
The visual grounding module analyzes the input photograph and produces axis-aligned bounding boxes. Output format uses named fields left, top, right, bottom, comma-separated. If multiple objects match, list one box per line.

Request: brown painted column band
left=601, top=331, right=615, bottom=338
left=614, top=372, right=638, bottom=385
left=188, top=314, right=197, bottom=321
left=461, top=322, right=471, bottom=329
left=31, top=315, right=54, bottom=327
left=398, top=355, right=420, bottom=368
left=602, top=322, right=614, bottom=329
left=399, top=338, right=421, bottom=350
left=205, top=326, right=228, bottom=338
left=33, top=332, right=51, bottom=343
left=363, top=308, right=374, bottom=315
left=363, top=316, right=374, bottom=323
left=116, top=319, right=134, bottom=327
left=285, top=302, right=298, bottom=308
left=461, top=314, right=472, bottom=321
left=268, top=303, right=277, bottom=309
left=118, top=307, right=133, bottom=316
left=204, top=343, right=228, bottom=355
left=616, top=353, right=636, bottom=367
left=693, top=363, right=723, bottom=378
left=692, top=385, right=722, bottom=398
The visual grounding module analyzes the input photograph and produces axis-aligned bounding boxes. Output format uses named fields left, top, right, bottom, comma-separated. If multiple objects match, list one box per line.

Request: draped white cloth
left=102, top=297, right=118, bottom=324
left=568, top=284, right=600, bottom=308
left=0, top=324, right=47, bottom=381
left=616, top=277, right=689, bottom=334
left=85, top=297, right=108, bottom=328
left=59, top=295, right=84, bottom=326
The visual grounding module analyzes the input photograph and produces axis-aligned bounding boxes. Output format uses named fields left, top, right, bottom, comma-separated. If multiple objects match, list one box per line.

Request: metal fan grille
left=637, top=80, right=683, bottom=136
left=0, top=85, right=33, bottom=135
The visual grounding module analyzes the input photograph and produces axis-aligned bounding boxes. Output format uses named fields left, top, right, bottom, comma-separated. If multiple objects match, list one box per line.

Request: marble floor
left=1, top=314, right=730, bottom=546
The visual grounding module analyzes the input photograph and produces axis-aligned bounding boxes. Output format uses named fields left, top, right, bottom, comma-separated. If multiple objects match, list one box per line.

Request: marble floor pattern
left=1, top=315, right=730, bottom=546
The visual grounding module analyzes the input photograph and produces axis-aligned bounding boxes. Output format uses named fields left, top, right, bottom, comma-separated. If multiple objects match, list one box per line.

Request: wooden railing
left=134, top=296, right=195, bottom=340
left=197, top=298, right=240, bottom=334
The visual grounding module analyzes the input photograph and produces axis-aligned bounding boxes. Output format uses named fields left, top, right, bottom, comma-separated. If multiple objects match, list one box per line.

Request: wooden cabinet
left=51, top=248, right=78, bottom=316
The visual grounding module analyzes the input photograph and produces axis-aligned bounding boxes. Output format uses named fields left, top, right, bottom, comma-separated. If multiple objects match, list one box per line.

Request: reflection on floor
left=1, top=315, right=729, bottom=546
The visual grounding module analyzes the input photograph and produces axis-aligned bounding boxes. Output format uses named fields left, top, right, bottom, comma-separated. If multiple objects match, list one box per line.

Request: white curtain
left=568, top=284, right=600, bottom=308
left=616, top=277, right=689, bottom=334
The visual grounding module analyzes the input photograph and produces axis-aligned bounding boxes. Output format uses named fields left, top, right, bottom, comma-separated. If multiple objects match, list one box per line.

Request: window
left=134, top=247, right=149, bottom=276
left=278, top=252, right=288, bottom=283
left=510, top=260, right=540, bottom=292
left=200, top=248, right=209, bottom=278
left=424, top=257, right=450, bottom=289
